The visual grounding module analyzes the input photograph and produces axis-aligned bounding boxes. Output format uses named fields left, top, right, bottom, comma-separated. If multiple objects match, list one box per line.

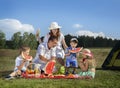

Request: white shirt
left=33, top=43, right=56, bottom=64
left=14, top=55, right=29, bottom=71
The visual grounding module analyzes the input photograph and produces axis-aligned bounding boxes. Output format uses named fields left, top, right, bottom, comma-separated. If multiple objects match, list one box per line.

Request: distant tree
left=11, top=32, right=21, bottom=49
left=64, top=34, right=73, bottom=47
left=22, top=32, right=29, bottom=46
left=0, top=30, right=6, bottom=48
left=66, top=35, right=119, bottom=48
left=5, top=32, right=120, bottom=49
left=5, top=40, right=13, bottom=49
left=84, top=36, right=94, bottom=47
left=77, top=36, right=86, bottom=47
left=28, top=33, right=37, bottom=49
left=21, top=32, right=37, bottom=49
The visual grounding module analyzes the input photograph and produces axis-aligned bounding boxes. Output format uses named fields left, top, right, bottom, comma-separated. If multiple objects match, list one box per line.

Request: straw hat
left=49, top=22, right=61, bottom=30
left=82, top=48, right=93, bottom=57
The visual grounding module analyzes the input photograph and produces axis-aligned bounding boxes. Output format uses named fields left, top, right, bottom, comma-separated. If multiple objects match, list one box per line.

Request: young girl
left=78, top=48, right=96, bottom=79
left=5, top=46, right=32, bottom=80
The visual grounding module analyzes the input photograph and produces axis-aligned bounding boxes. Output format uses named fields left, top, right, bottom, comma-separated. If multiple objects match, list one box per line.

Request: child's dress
left=78, top=59, right=95, bottom=78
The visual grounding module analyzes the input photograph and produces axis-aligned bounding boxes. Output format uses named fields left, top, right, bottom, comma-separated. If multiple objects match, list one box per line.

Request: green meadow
left=0, top=48, right=120, bottom=88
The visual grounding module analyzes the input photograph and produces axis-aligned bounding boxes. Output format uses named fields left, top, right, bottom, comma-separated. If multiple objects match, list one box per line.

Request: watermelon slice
left=53, top=75, right=65, bottom=79
left=44, top=60, right=56, bottom=75
left=70, top=47, right=83, bottom=53
left=22, top=52, right=32, bottom=61
left=65, top=74, right=78, bottom=79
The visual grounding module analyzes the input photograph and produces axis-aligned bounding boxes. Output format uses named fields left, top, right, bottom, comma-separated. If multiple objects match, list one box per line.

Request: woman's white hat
left=49, top=22, right=61, bottom=30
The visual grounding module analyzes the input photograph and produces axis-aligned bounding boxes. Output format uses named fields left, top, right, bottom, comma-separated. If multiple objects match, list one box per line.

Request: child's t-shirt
left=14, top=55, right=29, bottom=71
left=65, top=46, right=77, bottom=59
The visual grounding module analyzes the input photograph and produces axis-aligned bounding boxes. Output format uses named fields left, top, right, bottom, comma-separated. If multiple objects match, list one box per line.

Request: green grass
left=0, top=48, right=120, bottom=88
left=0, top=70, right=120, bottom=88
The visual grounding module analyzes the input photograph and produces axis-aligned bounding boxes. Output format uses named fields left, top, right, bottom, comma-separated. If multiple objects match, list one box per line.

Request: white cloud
left=75, top=30, right=106, bottom=38
left=73, top=24, right=83, bottom=29
left=0, top=19, right=35, bottom=40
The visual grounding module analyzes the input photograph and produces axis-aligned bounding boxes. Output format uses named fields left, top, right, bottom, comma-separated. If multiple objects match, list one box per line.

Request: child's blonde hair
left=19, top=45, right=30, bottom=54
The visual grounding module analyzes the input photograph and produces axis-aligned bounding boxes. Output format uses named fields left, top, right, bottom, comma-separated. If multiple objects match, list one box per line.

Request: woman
left=44, top=22, right=68, bottom=65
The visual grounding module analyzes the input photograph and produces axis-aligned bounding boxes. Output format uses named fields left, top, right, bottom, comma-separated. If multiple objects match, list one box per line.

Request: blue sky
left=0, top=0, right=120, bottom=40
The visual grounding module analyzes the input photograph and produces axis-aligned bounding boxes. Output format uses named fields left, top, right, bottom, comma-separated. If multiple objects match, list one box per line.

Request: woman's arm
left=62, top=39, right=68, bottom=49
left=39, top=55, right=56, bottom=63
left=39, top=55, right=49, bottom=62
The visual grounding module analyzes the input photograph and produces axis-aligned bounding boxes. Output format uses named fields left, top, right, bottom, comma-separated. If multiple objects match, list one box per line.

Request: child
left=5, top=46, right=32, bottom=80
left=78, top=48, right=96, bottom=79
left=65, top=38, right=79, bottom=75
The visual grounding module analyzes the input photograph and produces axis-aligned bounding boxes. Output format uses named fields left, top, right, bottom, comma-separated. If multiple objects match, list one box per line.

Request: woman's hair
left=49, top=28, right=60, bottom=40
left=19, top=45, right=30, bottom=54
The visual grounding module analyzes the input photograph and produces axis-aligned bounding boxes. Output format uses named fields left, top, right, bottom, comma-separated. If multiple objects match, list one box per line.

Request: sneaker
left=65, top=72, right=69, bottom=76
left=72, top=71, right=75, bottom=74
left=41, top=70, right=45, bottom=74
left=15, top=75, right=22, bottom=78
left=5, top=75, right=15, bottom=80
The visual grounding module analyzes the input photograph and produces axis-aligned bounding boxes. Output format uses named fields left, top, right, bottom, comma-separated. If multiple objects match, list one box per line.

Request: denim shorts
left=65, top=58, right=78, bottom=67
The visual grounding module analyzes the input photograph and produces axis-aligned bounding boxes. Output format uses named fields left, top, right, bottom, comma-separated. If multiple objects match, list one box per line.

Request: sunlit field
left=0, top=48, right=120, bottom=88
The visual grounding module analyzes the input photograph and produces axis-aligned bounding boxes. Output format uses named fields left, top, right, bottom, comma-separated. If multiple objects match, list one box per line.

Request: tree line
left=65, top=34, right=119, bottom=48
left=0, top=31, right=37, bottom=49
left=0, top=31, right=119, bottom=49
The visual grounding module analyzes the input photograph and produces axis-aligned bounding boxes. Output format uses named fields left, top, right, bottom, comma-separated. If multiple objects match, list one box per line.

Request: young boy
left=5, top=46, right=32, bottom=80
left=65, top=38, right=79, bottom=75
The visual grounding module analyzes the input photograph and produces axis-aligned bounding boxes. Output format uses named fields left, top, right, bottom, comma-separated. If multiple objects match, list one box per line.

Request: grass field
left=0, top=48, right=120, bottom=88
